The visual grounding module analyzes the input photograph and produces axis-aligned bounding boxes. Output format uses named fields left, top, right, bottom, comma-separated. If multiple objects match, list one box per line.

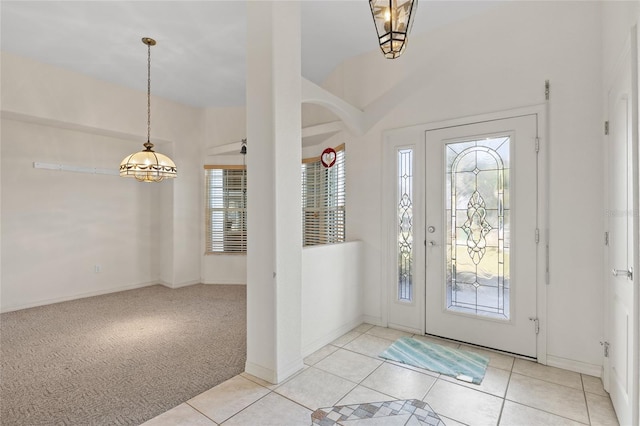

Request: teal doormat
left=380, top=336, right=489, bottom=384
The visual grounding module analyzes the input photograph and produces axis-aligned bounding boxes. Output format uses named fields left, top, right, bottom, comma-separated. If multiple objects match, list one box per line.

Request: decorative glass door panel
left=425, top=114, right=539, bottom=358
left=445, top=137, right=510, bottom=320
left=398, top=148, right=414, bottom=302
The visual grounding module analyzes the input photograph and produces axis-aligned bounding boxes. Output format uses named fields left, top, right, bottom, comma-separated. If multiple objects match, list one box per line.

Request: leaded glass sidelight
left=445, top=137, right=510, bottom=319
left=398, top=148, right=413, bottom=302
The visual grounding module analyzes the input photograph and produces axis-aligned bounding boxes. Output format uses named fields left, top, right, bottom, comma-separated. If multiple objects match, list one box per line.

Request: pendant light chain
left=146, top=41, right=152, bottom=147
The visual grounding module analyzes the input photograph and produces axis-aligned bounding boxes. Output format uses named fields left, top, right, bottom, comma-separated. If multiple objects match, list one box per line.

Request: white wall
left=301, top=241, right=364, bottom=356
left=318, top=1, right=605, bottom=369
left=1, top=118, right=159, bottom=311
left=1, top=51, right=202, bottom=311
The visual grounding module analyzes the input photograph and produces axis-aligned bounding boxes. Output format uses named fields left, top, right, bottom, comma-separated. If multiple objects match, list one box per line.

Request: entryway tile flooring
left=143, top=324, right=619, bottom=426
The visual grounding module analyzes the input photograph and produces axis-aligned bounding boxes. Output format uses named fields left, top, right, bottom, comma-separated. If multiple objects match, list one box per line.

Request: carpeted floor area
left=0, top=284, right=246, bottom=426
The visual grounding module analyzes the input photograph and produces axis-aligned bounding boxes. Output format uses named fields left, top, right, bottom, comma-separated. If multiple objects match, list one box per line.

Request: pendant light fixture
left=369, top=0, right=417, bottom=59
left=120, top=37, right=177, bottom=182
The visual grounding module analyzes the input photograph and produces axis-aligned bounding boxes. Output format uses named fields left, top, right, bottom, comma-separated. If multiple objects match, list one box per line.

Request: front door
left=605, top=28, right=639, bottom=426
left=425, top=115, right=540, bottom=358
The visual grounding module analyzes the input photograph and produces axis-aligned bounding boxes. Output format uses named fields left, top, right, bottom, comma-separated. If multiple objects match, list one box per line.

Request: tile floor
left=142, top=324, right=619, bottom=426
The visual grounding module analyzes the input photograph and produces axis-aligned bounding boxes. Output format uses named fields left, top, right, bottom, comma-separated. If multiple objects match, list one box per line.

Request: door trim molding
left=381, top=104, right=548, bottom=363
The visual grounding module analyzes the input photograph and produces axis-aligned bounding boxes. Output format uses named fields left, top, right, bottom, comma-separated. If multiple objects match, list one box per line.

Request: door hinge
left=604, top=231, right=609, bottom=246
left=529, top=317, right=540, bottom=334
left=604, top=121, right=609, bottom=135
left=535, top=228, right=540, bottom=244
left=601, top=341, right=610, bottom=358
left=545, top=80, right=550, bottom=100
left=535, top=137, right=540, bottom=153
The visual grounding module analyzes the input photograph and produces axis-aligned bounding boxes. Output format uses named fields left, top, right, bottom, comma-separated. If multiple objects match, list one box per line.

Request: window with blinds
left=205, top=166, right=247, bottom=254
left=301, top=145, right=346, bottom=246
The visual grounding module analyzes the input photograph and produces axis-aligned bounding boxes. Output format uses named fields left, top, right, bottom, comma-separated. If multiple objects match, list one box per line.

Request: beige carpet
left=0, top=284, right=246, bottom=425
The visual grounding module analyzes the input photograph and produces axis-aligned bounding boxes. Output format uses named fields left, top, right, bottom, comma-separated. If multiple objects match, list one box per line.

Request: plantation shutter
left=301, top=144, right=345, bottom=246
left=204, top=165, right=247, bottom=254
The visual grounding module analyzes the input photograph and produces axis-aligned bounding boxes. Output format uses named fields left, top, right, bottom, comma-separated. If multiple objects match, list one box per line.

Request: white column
left=245, top=1, right=303, bottom=384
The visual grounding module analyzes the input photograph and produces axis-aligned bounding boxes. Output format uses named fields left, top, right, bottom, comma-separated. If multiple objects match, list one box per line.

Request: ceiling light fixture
left=120, top=37, right=177, bottom=182
left=369, top=0, right=417, bottom=59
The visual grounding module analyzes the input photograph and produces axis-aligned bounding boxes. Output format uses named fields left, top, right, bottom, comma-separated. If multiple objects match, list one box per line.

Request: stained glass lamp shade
left=120, top=141, right=177, bottom=182
left=120, top=37, right=177, bottom=183
left=369, top=0, right=417, bottom=59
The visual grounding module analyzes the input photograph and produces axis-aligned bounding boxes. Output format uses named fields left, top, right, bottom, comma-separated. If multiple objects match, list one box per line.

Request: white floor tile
left=141, top=326, right=620, bottom=426
left=506, top=373, right=589, bottom=424
left=339, top=414, right=412, bottom=425
left=221, top=392, right=311, bottom=426
left=343, top=333, right=395, bottom=359
left=332, top=331, right=363, bottom=347
left=336, top=385, right=395, bottom=406
left=315, top=348, right=383, bottom=383
left=304, top=344, right=340, bottom=366
left=365, top=326, right=412, bottom=341
left=352, top=323, right=375, bottom=333
left=239, top=372, right=277, bottom=390
left=141, top=403, right=217, bottom=426
left=187, top=375, right=269, bottom=424
left=499, top=400, right=585, bottom=426
left=512, top=358, right=582, bottom=390
left=274, top=366, right=357, bottom=411
left=424, top=379, right=503, bottom=426
left=582, top=374, right=608, bottom=397
left=586, top=392, right=619, bottom=426
left=360, top=362, right=436, bottom=400
left=438, top=416, right=468, bottom=426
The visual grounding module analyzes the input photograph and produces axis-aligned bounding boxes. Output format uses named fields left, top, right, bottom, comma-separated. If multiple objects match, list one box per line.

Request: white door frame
left=602, top=25, right=640, bottom=425
left=382, top=104, right=548, bottom=363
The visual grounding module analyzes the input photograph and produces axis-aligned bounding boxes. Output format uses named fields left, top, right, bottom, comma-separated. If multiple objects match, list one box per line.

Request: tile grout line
left=581, top=374, right=593, bottom=425
left=501, top=400, right=591, bottom=426
left=509, top=370, right=587, bottom=393
left=505, top=368, right=593, bottom=426
left=303, top=343, right=341, bottom=366
left=271, top=365, right=361, bottom=411
left=185, top=401, right=220, bottom=425
left=217, top=390, right=271, bottom=424
left=495, top=365, right=514, bottom=426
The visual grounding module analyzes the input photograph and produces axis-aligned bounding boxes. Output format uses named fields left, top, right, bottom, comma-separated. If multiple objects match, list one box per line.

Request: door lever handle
left=612, top=268, right=633, bottom=280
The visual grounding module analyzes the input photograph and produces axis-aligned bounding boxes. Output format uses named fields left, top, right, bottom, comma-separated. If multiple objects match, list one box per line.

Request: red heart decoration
left=321, top=148, right=337, bottom=168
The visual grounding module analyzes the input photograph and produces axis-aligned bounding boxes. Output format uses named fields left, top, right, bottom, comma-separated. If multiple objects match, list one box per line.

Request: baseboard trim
left=302, top=316, right=365, bottom=357
left=362, top=315, right=383, bottom=327
left=245, top=361, right=277, bottom=385
left=201, top=281, right=247, bottom=286
left=276, top=359, right=305, bottom=384
left=0, top=281, right=159, bottom=313
left=159, top=279, right=201, bottom=289
left=546, top=355, right=603, bottom=378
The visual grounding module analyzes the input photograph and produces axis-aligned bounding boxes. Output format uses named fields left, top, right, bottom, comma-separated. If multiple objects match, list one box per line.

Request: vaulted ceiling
left=1, top=1, right=499, bottom=108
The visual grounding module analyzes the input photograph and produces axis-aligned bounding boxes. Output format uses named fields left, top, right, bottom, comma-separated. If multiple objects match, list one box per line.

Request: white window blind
left=301, top=144, right=346, bottom=246
left=204, top=166, right=247, bottom=254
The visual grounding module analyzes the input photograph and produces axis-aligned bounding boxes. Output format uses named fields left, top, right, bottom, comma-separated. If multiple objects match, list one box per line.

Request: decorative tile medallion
left=311, top=399, right=445, bottom=425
